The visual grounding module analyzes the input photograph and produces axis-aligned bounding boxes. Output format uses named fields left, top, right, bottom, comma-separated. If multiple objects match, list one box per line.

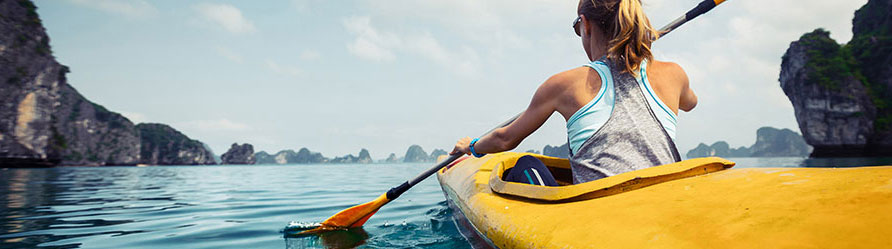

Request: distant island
left=524, top=143, right=570, bottom=159
left=249, top=144, right=448, bottom=165
left=221, top=143, right=255, bottom=165
left=686, top=127, right=812, bottom=158
left=532, top=127, right=813, bottom=159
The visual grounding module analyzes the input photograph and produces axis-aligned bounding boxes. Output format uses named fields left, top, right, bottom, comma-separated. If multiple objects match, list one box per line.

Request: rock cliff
left=357, top=148, right=372, bottom=163
left=429, top=149, right=447, bottom=162
left=403, top=145, right=428, bottom=163
left=780, top=0, right=892, bottom=156
left=0, top=0, right=141, bottom=166
left=52, top=89, right=142, bottom=166
left=136, top=123, right=216, bottom=165
left=686, top=141, right=751, bottom=158
left=331, top=148, right=373, bottom=164
left=294, top=148, right=328, bottom=164
left=749, top=127, right=813, bottom=157
left=851, top=0, right=892, bottom=150
left=543, top=143, right=570, bottom=159
left=384, top=153, right=400, bottom=163
left=254, top=151, right=275, bottom=164
left=221, top=143, right=255, bottom=165
left=251, top=147, right=328, bottom=164
left=686, top=127, right=812, bottom=158
left=330, top=154, right=358, bottom=164
left=271, top=150, right=298, bottom=164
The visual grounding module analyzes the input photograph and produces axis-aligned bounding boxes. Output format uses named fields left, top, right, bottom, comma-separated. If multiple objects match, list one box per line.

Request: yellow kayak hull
left=436, top=152, right=892, bottom=248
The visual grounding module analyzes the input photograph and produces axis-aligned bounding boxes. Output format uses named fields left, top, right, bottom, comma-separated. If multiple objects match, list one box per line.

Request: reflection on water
left=1, top=158, right=890, bottom=248
left=284, top=226, right=370, bottom=249
left=0, top=167, right=192, bottom=248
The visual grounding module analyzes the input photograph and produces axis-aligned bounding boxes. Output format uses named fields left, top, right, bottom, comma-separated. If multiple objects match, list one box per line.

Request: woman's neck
left=587, top=32, right=609, bottom=61
left=588, top=45, right=608, bottom=61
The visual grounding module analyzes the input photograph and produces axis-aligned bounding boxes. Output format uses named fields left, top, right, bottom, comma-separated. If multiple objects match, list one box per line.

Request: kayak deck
left=437, top=152, right=892, bottom=249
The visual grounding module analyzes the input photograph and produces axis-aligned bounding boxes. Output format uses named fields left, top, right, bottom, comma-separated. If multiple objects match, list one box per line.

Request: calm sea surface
left=2, top=157, right=891, bottom=249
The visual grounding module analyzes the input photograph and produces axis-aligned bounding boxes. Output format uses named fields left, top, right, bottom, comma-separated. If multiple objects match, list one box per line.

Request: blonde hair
left=580, top=0, right=659, bottom=75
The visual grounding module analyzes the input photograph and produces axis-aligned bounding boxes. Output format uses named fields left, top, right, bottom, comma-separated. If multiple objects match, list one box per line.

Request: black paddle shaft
left=385, top=0, right=726, bottom=201
left=660, top=0, right=724, bottom=37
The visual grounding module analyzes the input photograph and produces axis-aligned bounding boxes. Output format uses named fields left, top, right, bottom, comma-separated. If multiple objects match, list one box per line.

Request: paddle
left=307, top=0, right=729, bottom=233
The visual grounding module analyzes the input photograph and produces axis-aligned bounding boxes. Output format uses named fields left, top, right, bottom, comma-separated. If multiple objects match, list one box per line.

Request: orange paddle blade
left=319, top=193, right=390, bottom=228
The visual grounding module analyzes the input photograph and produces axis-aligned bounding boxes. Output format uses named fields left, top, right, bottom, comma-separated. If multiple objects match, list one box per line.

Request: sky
left=33, top=0, right=868, bottom=159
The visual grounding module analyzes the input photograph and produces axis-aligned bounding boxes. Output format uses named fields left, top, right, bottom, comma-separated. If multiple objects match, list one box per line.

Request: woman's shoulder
left=647, top=59, right=688, bottom=84
left=539, top=66, right=594, bottom=94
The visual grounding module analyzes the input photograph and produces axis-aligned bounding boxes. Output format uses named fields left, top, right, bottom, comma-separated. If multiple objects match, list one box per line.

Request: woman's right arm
left=451, top=73, right=568, bottom=155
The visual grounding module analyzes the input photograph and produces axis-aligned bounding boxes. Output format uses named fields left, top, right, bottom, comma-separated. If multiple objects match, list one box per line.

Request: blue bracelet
left=470, top=138, right=486, bottom=158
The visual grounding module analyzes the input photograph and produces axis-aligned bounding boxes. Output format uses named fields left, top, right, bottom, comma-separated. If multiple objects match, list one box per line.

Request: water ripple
left=0, top=164, right=471, bottom=249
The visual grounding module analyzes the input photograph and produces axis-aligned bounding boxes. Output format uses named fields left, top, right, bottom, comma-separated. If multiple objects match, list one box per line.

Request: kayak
left=436, top=152, right=892, bottom=248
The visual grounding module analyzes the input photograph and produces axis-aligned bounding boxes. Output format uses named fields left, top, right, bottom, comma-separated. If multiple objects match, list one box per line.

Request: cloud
left=403, top=32, right=481, bottom=76
left=355, top=0, right=554, bottom=50
left=266, top=60, right=301, bottom=77
left=215, top=46, right=243, bottom=63
left=194, top=3, right=256, bottom=34
left=67, top=0, right=157, bottom=19
left=178, top=119, right=251, bottom=132
left=342, top=16, right=481, bottom=75
left=343, top=16, right=399, bottom=62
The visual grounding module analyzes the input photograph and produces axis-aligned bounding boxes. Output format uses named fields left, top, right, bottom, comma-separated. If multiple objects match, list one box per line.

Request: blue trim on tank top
left=566, top=61, right=609, bottom=127
left=638, top=63, right=677, bottom=123
left=567, top=60, right=614, bottom=153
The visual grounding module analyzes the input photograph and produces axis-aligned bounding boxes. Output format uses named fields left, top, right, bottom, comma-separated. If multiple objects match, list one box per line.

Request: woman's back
left=564, top=58, right=682, bottom=183
left=561, top=58, right=691, bottom=156
left=551, top=59, right=694, bottom=123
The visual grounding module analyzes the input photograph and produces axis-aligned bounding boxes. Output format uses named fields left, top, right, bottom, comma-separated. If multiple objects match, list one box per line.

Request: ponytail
left=581, top=0, right=658, bottom=76
left=608, top=0, right=658, bottom=75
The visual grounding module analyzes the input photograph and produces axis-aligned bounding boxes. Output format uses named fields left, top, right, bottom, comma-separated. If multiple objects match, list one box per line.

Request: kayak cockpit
left=485, top=153, right=735, bottom=202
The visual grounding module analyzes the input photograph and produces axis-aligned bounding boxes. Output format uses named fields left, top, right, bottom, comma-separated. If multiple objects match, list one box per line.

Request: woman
left=450, top=0, right=697, bottom=185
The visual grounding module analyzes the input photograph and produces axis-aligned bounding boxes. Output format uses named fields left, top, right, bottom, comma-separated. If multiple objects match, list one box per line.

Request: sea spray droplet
left=282, top=221, right=323, bottom=237
left=286, top=221, right=322, bottom=229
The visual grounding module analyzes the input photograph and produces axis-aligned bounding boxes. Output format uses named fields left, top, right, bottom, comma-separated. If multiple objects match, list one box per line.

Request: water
left=0, top=163, right=468, bottom=249
left=2, top=157, right=891, bottom=249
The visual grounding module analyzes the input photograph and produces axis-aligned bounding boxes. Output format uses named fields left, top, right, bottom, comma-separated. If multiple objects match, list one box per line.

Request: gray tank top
left=569, top=58, right=681, bottom=184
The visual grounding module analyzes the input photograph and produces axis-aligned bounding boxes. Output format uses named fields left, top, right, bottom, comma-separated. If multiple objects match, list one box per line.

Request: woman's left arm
left=451, top=76, right=565, bottom=156
left=676, top=64, right=697, bottom=112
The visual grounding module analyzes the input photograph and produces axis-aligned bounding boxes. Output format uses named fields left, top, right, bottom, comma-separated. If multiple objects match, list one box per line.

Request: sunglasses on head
left=572, top=16, right=582, bottom=37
